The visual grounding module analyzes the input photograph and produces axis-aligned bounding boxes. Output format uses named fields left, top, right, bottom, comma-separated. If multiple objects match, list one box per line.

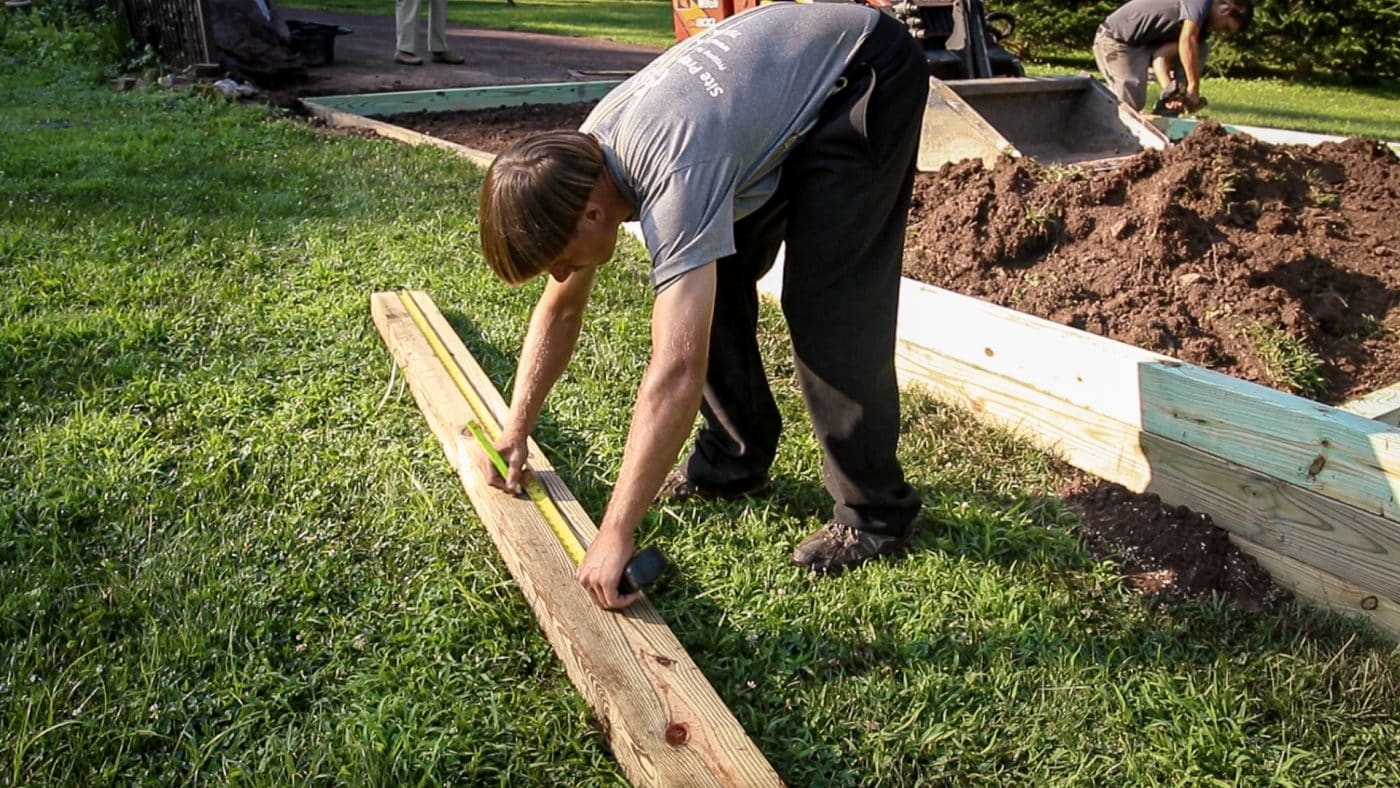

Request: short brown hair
left=479, top=131, right=605, bottom=285
left=1223, top=0, right=1253, bottom=31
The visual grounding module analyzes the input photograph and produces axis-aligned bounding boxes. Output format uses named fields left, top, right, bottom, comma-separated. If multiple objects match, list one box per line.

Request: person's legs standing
left=676, top=197, right=787, bottom=495
left=780, top=13, right=924, bottom=543
left=427, top=0, right=454, bottom=57
left=395, top=0, right=422, bottom=55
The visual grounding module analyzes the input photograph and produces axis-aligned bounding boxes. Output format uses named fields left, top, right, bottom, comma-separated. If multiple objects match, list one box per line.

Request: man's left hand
left=577, top=528, right=642, bottom=610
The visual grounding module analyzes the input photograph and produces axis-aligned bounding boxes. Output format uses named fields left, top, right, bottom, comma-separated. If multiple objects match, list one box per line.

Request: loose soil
left=904, top=124, right=1400, bottom=404
left=377, top=102, right=1400, bottom=615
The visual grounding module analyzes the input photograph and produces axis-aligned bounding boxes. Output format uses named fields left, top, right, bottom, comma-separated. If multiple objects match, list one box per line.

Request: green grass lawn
left=4, top=29, right=1400, bottom=788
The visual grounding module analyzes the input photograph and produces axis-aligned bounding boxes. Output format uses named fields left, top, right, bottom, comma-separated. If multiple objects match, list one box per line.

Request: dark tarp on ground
left=209, top=0, right=306, bottom=85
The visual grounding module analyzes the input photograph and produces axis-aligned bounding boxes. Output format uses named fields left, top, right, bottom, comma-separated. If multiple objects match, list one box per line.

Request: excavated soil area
left=378, top=102, right=598, bottom=155
left=376, top=103, right=1400, bottom=615
left=905, top=124, right=1400, bottom=404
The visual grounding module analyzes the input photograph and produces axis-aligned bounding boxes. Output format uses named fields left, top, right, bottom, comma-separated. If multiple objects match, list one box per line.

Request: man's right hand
left=474, top=433, right=530, bottom=494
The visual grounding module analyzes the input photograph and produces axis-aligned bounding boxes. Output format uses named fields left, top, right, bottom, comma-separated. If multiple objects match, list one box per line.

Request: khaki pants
left=395, top=0, right=449, bottom=55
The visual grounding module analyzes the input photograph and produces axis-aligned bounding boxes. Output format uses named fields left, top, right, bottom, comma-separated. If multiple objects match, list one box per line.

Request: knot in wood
left=1307, top=455, right=1326, bottom=477
left=665, top=723, right=689, bottom=746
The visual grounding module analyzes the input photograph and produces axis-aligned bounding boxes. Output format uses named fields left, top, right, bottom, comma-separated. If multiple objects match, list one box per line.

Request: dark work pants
left=681, top=12, right=926, bottom=536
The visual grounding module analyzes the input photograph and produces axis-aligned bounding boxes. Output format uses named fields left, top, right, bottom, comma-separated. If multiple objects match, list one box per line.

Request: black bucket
left=286, top=20, right=352, bottom=66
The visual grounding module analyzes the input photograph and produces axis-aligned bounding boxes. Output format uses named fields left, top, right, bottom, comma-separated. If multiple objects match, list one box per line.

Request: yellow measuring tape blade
left=396, top=291, right=588, bottom=565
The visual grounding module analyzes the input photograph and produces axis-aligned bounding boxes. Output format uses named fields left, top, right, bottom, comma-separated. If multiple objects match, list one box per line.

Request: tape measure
left=396, top=291, right=665, bottom=593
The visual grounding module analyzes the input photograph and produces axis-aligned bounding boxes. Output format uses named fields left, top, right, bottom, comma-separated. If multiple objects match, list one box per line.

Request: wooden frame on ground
left=326, top=81, right=1400, bottom=639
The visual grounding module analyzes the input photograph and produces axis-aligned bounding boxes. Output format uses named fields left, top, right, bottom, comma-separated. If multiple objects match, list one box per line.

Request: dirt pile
left=1062, top=479, right=1289, bottom=612
left=904, top=124, right=1400, bottom=403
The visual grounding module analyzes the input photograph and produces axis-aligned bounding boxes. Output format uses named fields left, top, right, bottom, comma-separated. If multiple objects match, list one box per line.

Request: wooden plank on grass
left=306, top=80, right=621, bottom=118
left=371, top=290, right=782, bottom=787
left=302, top=100, right=497, bottom=168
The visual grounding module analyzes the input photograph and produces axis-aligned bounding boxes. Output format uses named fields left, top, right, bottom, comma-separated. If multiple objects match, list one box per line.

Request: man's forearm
left=596, top=266, right=716, bottom=543
left=503, top=272, right=597, bottom=442
left=1180, top=33, right=1203, bottom=91
left=506, top=300, right=584, bottom=439
left=598, top=357, right=706, bottom=539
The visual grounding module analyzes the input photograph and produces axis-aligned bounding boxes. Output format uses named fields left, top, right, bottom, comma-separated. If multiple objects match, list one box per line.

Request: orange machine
left=672, top=0, right=762, bottom=41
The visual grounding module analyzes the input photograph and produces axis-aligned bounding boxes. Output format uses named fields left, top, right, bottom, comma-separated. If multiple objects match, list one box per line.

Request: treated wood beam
left=371, top=290, right=782, bottom=787
left=1232, top=534, right=1400, bottom=634
left=1141, top=432, right=1400, bottom=607
left=306, top=80, right=621, bottom=118
left=856, top=273, right=1400, bottom=634
left=1140, top=362, right=1400, bottom=523
left=1339, top=382, right=1400, bottom=427
left=301, top=100, right=496, bottom=168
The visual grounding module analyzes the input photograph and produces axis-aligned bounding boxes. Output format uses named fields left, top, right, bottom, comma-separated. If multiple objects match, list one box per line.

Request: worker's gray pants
left=680, top=12, right=924, bottom=537
left=395, top=0, right=449, bottom=55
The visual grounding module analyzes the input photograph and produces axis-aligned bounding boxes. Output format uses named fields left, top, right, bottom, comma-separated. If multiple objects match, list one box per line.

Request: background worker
left=393, top=0, right=464, bottom=65
left=474, top=2, right=926, bottom=610
left=1093, top=0, right=1254, bottom=113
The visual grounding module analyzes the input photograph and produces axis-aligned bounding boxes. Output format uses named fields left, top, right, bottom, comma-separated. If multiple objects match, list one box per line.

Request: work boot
left=394, top=50, right=423, bottom=66
left=655, top=468, right=773, bottom=503
left=791, top=522, right=913, bottom=576
left=431, top=50, right=465, bottom=64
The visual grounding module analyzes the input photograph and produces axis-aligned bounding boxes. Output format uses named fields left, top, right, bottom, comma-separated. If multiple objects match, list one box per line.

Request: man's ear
left=580, top=199, right=606, bottom=229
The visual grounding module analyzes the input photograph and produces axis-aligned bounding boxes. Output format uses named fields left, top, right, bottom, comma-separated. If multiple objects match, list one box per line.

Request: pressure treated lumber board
left=1140, top=432, right=1400, bottom=606
left=1230, top=534, right=1400, bottom=633
left=1139, top=362, right=1400, bottom=523
left=302, top=100, right=496, bottom=168
left=371, top=290, right=782, bottom=788
left=307, top=80, right=621, bottom=118
left=1339, top=382, right=1400, bottom=427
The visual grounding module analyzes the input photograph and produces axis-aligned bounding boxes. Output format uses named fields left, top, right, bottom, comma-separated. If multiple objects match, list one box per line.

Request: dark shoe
left=791, top=522, right=913, bottom=575
left=394, top=50, right=423, bottom=66
left=655, top=468, right=773, bottom=502
left=431, top=50, right=465, bottom=64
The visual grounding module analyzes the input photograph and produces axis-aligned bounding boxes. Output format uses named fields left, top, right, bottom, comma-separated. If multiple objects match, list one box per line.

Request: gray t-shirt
left=580, top=3, right=879, bottom=291
left=1102, top=0, right=1210, bottom=47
